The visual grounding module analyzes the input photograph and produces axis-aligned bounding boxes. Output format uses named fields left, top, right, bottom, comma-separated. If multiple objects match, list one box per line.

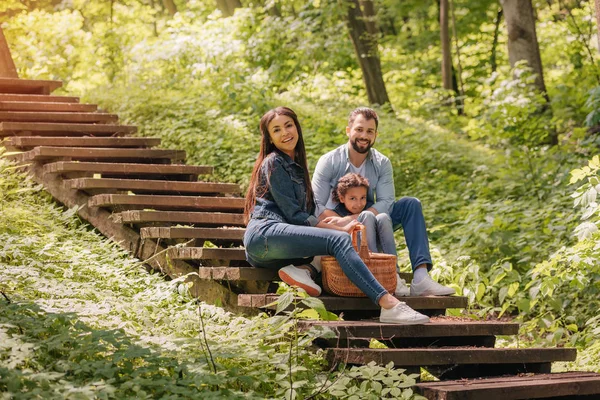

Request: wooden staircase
left=1, top=37, right=599, bottom=399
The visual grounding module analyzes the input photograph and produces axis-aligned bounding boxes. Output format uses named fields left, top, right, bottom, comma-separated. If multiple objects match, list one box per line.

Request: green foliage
left=464, top=62, right=553, bottom=146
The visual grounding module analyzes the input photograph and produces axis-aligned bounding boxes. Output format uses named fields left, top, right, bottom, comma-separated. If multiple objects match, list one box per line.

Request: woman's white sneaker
left=380, top=302, right=430, bottom=325
left=410, top=275, right=455, bottom=296
left=278, top=265, right=322, bottom=297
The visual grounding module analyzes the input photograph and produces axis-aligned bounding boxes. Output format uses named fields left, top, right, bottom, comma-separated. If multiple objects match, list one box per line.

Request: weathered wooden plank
left=0, top=94, right=79, bottom=103
left=0, top=122, right=136, bottom=137
left=168, top=247, right=247, bottom=260
left=198, top=267, right=278, bottom=281
left=414, top=372, right=600, bottom=400
left=0, top=101, right=97, bottom=112
left=0, top=77, right=62, bottom=94
left=302, top=320, right=519, bottom=339
left=327, top=347, right=577, bottom=367
left=88, top=194, right=244, bottom=211
left=140, top=227, right=245, bottom=240
left=0, top=111, right=117, bottom=123
left=114, top=210, right=244, bottom=226
left=4, top=137, right=160, bottom=149
left=238, top=294, right=468, bottom=311
left=66, top=178, right=239, bottom=195
left=44, top=161, right=211, bottom=178
left=7, top=147, right=185, bottom=163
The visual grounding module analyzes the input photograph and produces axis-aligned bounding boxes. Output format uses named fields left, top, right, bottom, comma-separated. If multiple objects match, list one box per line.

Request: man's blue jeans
left=244, top=218, right=389, bottom=304
left=390, top=197, right=432, bottom=271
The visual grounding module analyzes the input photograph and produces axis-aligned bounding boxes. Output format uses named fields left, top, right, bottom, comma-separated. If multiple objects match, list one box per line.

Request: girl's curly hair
left=332, top=173, right=370, bottom=203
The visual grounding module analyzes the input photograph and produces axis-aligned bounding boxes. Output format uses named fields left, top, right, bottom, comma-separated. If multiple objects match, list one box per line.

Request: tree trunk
left=595, top=0, right=600, bottom=52
left=345, top=0, right=390, bottom=106
left=359, top=0, right=378, bottom=36
left=440, top=0, right=453, bottom=90
left=162, top=0, right=177, bottom=16
left=490, top=8, right=503, bottom=73
left=0, top=27, right=18, bottom=78
left=501, top=0, right=548, bottom=95
left=502, top=0, right=556, bottom=145
left=216, top=0, right=241, bottom=17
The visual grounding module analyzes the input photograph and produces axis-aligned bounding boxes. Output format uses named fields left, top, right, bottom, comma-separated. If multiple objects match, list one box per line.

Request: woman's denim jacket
left=250, top=150, right=319, bottom=227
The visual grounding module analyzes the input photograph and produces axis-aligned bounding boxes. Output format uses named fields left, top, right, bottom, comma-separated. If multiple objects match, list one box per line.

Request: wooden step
left=114, top=210, right=243, bottom=225
left=3, top=137, right=160, bottom=150
left=44, top=161, right=211, bottom=180
left=414, top=372, right=600, bottom=400
left=0, top=122, right=137, bottom=137
left=7, top=147, right=185, bottom=163
left=88, top=194, right=244, bottom=211
left=0, top=94, right=79, bottom=103
left=238, top=294, right=468, bottom=312
left=0, top=78, right=62, bottom=94
left=304, top=319, right=519, bottom=340
left=66, top=178, right=240, bottom=195
left=0, top=111, right=117, bottom=124
left=198, top=267, right=278, bottom=281
left=0, top=101, right=97, bottom=112
left=140, top=227, right=245, bottom=240
left=168, top=247, right=247, bottom=260
left=326, top=347, right=576, bottom=367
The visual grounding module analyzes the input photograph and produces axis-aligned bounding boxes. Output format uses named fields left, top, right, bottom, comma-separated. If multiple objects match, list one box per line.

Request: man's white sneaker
left=380, top=302, right=430, bottom=325
left=278, top=265, right=322, bottom=297
left=410, top=275, right=455, bottom=296
left=394, top=274, right=410, bottom=297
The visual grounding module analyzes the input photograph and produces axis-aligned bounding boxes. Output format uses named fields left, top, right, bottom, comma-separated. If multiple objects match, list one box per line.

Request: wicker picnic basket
left=321, top=225, right=397, bottom=297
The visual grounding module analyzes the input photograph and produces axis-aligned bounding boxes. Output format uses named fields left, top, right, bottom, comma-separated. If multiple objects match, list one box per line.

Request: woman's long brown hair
left=244, top=106, right=314, bottom=224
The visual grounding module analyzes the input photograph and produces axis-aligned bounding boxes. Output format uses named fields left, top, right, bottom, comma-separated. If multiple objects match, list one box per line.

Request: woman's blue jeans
left=244, top=218, right=389, bottom=304
left=390, top=197, right=432, bottom=271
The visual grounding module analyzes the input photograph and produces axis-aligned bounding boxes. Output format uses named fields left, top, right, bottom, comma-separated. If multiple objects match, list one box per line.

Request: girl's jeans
left=244, top=218, right=388, bottom=304
left=357, top=211, right=397, bottom=256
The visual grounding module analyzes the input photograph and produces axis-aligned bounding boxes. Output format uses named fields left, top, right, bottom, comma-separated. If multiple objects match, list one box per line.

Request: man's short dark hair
left=348, top=107, right=379, bottom=130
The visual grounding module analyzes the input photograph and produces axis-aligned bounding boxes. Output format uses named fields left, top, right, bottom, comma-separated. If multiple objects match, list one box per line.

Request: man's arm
left=372, top=157, right=395, bottom=214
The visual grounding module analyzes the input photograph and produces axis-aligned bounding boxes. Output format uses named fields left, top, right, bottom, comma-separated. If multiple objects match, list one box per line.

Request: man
left=312, top=107, right=455, bottom=297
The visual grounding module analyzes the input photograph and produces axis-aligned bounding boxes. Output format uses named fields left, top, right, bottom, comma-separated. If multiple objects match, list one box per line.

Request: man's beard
left=351, top=138, right=374, bottom=154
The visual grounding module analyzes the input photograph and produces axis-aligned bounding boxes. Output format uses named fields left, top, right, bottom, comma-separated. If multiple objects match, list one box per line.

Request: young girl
left=331, top=173, right=396, bottom=251
left=243, top=106, right=428, bottom=325
left=331, top=173, right=409, bottom=297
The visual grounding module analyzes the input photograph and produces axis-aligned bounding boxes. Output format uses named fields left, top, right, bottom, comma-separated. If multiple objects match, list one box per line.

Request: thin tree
left=216, top=0, right=242, bottom=17
left=596, top=0, right=600, bottom=52
left=501, top=0, right=556, bottom=144
left=440, top=0, right=453, bottom=91
left=501, top=0, right=548, bottom=97
left=162, top=0, right=177, bottom=16
left=345, top=0, right=390, bottom=106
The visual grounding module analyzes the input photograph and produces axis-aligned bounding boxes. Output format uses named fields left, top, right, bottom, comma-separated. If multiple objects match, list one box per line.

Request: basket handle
left=351, top=225, right=370, bottom=261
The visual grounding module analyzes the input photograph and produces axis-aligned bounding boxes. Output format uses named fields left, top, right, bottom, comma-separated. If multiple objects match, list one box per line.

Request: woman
left=243, top=106, right=429, bottom=325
